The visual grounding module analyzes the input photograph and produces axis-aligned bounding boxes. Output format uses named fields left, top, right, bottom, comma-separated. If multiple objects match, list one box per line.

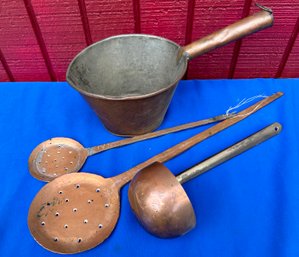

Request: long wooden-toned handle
left=112, top=92, right=283, bottom=188
left=182, top=6, right=273, bottom=60
left=87, top=114, right=234, bottom=156
left=176, top=122, right=282, bottom=184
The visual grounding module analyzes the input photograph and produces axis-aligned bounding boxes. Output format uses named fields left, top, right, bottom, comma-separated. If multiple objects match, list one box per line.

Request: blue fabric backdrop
left=0, top=79, right=298, bottom=257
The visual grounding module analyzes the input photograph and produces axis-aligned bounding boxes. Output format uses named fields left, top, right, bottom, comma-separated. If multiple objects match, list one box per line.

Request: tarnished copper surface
left=28, top=93, right=283, bottom=253
left=182, top=9, right=273, bottom=59
left=128, top=123, right=282, bottom=238
left=129, top=162, right=196, bottom=237
left=28, top=138, right=88, bottom=182
left=28, top=114, right=233, bottom=182
left=66, top=7, right=273, bottom=136
left=28, top=173, right=120, bottom=254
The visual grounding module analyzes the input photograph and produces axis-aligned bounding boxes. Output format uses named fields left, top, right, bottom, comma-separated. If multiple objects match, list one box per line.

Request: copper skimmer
left=129, top=122, right=282, bottom=238
left=29, top=113, right=234, bottom=182
left=28, top=92, right=282, bottom=254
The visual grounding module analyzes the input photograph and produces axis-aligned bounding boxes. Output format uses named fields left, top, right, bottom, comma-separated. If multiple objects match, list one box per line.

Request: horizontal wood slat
left=0, top=0, right=298, bottom=81
left=31, top=0, right=86, bottom=81
left=233, top=0, right=299, bottom=78
left=188, top=0, right=245, bottom=79
left=0, top=0, right=50, bottom=81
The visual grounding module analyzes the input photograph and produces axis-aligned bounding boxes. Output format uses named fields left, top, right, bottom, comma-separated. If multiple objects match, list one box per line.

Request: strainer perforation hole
left=47, top=202, right=51, bottom=206
left=54, top=159, right=57, bottom=162
left=64, top=224, right=68, bottom=229
left=75, top=184, right=80, bottom=189
left=87, top=200, right=92, bottom=204
left=70, top=161, right=73, bottom=164
left=78, top=238, right=82, bottom=243
left=105, top=203, right=109, bottom=208
left=96, top=188, right=100, bottom=193
left=73, top=208, right=77, bottom=212
left=65, top=198, right=69, bottom=203
left=98, top=224, right=103, bottom=229
left=62, top=156, right=65, bottom=159
left=55, top=212, right=59, bottom=217
left=59, top=191, right=63, bottom=195
left=54, top=237, right=58, bottom=242
left=83, top=219, right=88, bottom=224
left=41, top=221, right=45, bottom=226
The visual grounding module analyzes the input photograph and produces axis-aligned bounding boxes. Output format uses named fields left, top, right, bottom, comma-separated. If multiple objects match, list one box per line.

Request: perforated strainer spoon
left=28, top=92, right=282, bottom=253
left=29, top=114, right=233, bottom=182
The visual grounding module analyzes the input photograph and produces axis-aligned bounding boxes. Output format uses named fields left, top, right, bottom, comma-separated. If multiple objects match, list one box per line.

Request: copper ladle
left=28, top=93, right=282, bottom=254
left=129, top=122, right=282, bottom=238
left=28, top=114, right=233, bottom=182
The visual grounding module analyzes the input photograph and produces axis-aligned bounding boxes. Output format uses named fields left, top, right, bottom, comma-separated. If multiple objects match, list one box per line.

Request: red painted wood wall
left=0, top=0, right=298, bottom=82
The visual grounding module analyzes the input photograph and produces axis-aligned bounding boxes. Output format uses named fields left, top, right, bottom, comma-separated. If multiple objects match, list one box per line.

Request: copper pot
left=66, top=6, right=273, bottom=136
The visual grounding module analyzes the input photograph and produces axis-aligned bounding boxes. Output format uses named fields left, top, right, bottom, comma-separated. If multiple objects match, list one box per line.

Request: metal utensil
left=28, top=93, right=282, bottom=253
left=129, top=122, right=282, bottom=238
left=66, top=6, right=273, bottom=135
left=29, top=114, right=233, bottom=182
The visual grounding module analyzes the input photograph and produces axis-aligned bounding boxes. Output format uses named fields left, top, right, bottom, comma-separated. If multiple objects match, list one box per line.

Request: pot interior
left=66, top=35, right=187, bottom=99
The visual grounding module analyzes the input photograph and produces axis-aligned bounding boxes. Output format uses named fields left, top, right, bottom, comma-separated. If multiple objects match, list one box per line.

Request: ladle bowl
left=128, top=123, right=282, bottom=237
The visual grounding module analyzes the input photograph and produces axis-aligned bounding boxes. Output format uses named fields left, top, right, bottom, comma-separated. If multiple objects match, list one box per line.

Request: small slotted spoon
left=28, top=92, right=282, bottom=253
left=28, top=114, right=233, bottom=182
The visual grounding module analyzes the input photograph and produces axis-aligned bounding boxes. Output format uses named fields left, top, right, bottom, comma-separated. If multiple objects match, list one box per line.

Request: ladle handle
left=176, top=122, right=282, bottom=184
left=182, top=5, right=273, bottom=60
left=87, top=114, right=234, bottom=156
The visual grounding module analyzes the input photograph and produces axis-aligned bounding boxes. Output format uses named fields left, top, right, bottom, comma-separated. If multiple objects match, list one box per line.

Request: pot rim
left=66, top=34, right=188, bottom=101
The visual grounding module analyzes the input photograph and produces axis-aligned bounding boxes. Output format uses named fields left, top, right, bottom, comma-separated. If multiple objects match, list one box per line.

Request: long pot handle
left=182, top=5, right=273, bottom=60
left=176, top=122, right=281, bottom=184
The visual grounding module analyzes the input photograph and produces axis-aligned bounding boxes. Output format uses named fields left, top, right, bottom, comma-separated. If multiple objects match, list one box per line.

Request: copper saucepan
left=66, top=6, right=273, bottom=136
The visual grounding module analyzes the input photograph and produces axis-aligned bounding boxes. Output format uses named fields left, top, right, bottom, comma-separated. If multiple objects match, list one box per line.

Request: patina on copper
left=28, top=114, right=234, bottom=182
left=28, top=93, right=282, bottom=253
left=128, top=123, right=282, bottom=238
left=66, top=6, right=273, bottom=136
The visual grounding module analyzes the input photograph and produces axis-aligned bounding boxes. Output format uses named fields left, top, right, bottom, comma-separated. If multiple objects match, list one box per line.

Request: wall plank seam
left=133, top=0, right=141, bottom=33
left=23, top=0, right=57, bottom=81
left=78, top=0, right=93, bottom=46
left=0, top=49, right=15, bottom=81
